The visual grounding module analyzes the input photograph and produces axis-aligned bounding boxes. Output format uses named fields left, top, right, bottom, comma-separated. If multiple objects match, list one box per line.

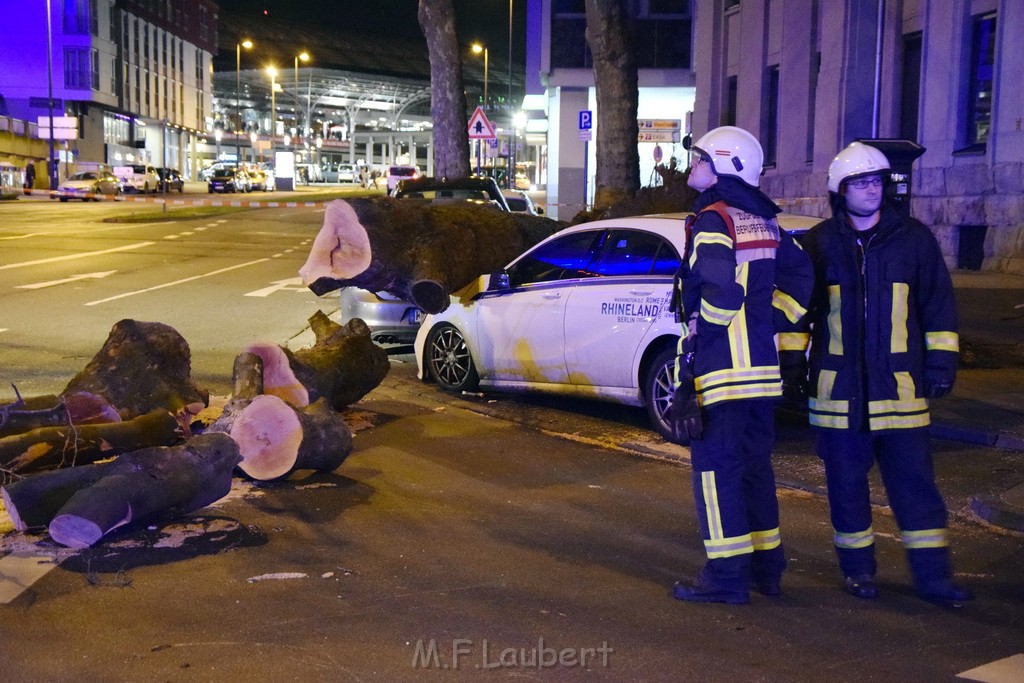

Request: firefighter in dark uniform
left=670, top=126, right=813, bottom=604
left=782, top=141, right=973, bottom=608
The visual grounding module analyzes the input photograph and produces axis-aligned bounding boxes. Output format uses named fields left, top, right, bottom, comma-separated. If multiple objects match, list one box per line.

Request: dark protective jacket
left=676, top=177, right=814, bottom=407
left=791, top=206, right=958, bottom=431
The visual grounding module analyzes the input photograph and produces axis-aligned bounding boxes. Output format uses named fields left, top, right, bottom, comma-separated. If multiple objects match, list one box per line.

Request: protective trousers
left=689, top=399, right=785, bottom=591
left=815, top=427, right=953, bottom=585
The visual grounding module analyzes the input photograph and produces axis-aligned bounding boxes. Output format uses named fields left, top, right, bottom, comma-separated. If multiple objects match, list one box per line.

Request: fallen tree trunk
left=62, top=319, right=209, bottom=422
left=0, top=408, right=183, bottom=475
left=1, top=433, right=242, bottom=548
left=205, top=351, right=264, bottom=434
left=228, top=395, right=352, bottom=480
left=243, top=313, right=389, bottom=410
left=0, top=391, right=121, bottom=438
left=299, top=198, right=562, bottom=314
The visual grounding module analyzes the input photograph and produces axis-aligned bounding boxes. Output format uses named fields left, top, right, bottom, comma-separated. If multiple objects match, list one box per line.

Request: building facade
left=0, top=0, right=217, bottom=179
left=526, top=0, right=697, bottom=220
left=693, top=0, right=1024, bottom=272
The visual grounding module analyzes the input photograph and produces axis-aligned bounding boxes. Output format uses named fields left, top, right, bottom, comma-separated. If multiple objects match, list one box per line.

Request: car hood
left=59, top=180, right=98, bottom=190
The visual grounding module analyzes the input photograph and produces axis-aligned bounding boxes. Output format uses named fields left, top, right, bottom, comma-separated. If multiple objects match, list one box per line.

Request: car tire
left=425, top=323, right=480, bottom=393
left=59, top=197, right=68, bottom=202
left=644, top=345, right=679, bottom=442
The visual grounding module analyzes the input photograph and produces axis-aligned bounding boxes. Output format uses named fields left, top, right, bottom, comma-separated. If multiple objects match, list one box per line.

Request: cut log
left=244, top=312, right=389, bottom=410
left=62, top=319, right=209, bottom=421
left=205, top=352, right=265, bottom=434
left=229, top=395, right=352, bottom=480
left=32, top=433, right=242, bottom=548
left=2, top=465, right=107, bottom=531
left=0, top=391, right=121, bottom=438
left=299, top=198, right=563, bottom=313
left=0, top=408, right=182, bottom=475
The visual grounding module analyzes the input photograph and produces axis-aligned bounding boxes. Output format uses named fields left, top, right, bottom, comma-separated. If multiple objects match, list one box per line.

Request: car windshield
left=505, top=197, right=528, bottom=211
left=213, top=169, right=235, bottom=177
left=70, top=172, right=97, bottom=180
left=130, top=165, right=148, bottom=173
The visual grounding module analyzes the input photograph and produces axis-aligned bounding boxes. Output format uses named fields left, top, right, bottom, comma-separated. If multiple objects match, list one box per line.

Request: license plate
left=408, top=309, right=424, bottom=325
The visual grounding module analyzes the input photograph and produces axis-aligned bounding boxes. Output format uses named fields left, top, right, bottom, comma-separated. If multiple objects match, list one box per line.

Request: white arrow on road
left=244, top=277, right=308, bottom=298
left=15, top=270, right=118, bottom=290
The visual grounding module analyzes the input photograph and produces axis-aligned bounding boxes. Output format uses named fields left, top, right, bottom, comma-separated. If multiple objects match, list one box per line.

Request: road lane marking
left=84, top=258, right=272, bottom=305
left=0, top=552, right=59, bottom=604
left=244, top=277, right=306, bottom=297
left=0, top=242, right=154, bottom=271
left=15, top=271, right=117, bottom=290
left=957, top=654, right=1024, bottom=682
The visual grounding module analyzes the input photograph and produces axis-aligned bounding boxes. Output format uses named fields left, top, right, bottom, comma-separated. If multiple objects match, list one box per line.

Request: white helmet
left=827, top=141, right=890, bottom=193
left=691, top=126, right=764, bottom=187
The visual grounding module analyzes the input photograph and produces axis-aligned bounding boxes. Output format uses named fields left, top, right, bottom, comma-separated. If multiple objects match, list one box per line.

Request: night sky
left=216, top=0, right=526, bottom=53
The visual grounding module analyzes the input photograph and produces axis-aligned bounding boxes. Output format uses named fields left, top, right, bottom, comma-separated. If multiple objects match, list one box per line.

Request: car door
left=563, top=228, right=680, bottom=388
left=473, top=229, right=603, bottom=384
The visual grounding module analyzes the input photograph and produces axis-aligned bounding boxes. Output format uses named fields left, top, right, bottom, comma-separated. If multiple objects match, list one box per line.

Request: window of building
left=899, top=33, right=922, bottom=142
left=965, top=12, right=996, bottom=147
left=553, top=0, right=585, bottom=14
left=89, top=0, right=98, bottom=36
left=646, top=0, right=688, bottom=15
left=763, top=65, right=779, bottom=167
left=63, top=48, right=92, bottom=89
left=807, top=51, right=820, bottom=162
left=63, top=0, right=90, bottom=34
left=635, top=18, right=691, bottom=68
left=724, top=75, right=737, bottom=126
left=199, top=6, right=209, bottom=41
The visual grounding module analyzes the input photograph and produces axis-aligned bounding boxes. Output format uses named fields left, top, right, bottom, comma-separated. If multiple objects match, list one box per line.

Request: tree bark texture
left=0, top=408, right=183, bottom=476
left=1, top=433, right=242, bottom=548
left=242, top=314, right=389, bottom=411
left=584, top=0, right=641, bottom=210
left=229, top=395, right=353, bottom=481
left=299, top=198, right=562, bottom=314
left=205, top=352, right=265, bottom=434
left=0, top=391, right=121, bottom=438
left=62, top=319, right=209, bottom=422
left=418, top=0, right=472, bottom=179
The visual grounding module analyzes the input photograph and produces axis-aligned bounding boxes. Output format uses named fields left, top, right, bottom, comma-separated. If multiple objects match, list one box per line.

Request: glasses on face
left=690, top=153, right=709, bottom=166
left=848, top=176, right=883, bottom=190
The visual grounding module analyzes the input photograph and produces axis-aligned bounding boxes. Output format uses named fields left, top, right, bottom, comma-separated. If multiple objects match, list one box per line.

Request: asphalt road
left=0, top=197, right=336, bottom=398
left=1, top=199, right=1023, bottom=681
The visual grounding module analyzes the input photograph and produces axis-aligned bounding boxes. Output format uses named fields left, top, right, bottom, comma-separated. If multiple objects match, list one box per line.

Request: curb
left=970, top=482, right=1024, bottom=532
left=930, top=422, right=1024, bottom=452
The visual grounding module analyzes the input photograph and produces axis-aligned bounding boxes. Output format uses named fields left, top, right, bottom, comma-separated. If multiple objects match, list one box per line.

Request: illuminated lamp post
left=294, top=51, right=310, bottom=151
left=471, top=43, right=488, bottom=174
left=236, top=39, right=253, bottom=164
left=266, top=65, right=278, bottom=153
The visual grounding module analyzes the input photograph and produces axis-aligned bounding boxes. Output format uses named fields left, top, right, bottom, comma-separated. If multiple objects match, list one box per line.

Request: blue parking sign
left=579, top=110, right=593, bottom=130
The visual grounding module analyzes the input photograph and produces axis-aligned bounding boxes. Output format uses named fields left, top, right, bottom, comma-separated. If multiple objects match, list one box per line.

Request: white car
left=502, top=189, right=543, bottom=215
left=56, top=170, right=123, bottom=201
left=414, top=212, right=818, bottom=440
left=115, top=164, right=160, bottom=194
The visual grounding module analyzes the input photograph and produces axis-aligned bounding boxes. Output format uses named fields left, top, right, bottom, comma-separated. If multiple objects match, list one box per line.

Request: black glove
left=924, top=366, right=955, bottom=398
left=668, top=362, right=703, bottom=444
left=779, top=352, right=809, bottom=407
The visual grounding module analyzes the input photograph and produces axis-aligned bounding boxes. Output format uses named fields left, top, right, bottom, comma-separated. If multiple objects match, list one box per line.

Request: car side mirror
left=488, top=270, right=510, bottom=291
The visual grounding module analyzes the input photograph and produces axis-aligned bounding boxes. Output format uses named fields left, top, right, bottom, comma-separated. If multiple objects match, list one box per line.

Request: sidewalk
left=931, top=269, right=1024, bottom=531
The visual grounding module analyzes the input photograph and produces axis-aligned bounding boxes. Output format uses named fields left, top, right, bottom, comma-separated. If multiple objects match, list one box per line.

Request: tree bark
left=418, top=0, right=472, bottom=180
left=205, top=352, right=265, bottom=434
left=8, top=433, right=243, bottom=548
left=229, top=395, right=353, bottom=481
left=62, top=319, right=209, bottom=422
left=0, top=408, right=183, bottom=476
left=0, top=391, right=121, bottom=438
left=584, top=0, right=641, bottom=211
left=299, top=198, right=561, bottom=313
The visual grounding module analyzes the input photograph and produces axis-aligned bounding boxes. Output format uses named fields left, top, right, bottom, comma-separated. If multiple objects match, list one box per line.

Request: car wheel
left=644, top=345, right=679, bottom=442
left=425, top=323, right=479, bottom=393
left=59, top=197, right=68, bottom=202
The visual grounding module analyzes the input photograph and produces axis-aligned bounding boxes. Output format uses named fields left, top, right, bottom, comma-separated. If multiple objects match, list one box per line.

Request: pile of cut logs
left=1, top=198, right=563, bottom=549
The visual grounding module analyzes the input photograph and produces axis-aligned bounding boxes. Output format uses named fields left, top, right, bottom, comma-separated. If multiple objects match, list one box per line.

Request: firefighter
left=670, top=126, right=813, bottom=604
left=782, top=141, right=973, bottom=608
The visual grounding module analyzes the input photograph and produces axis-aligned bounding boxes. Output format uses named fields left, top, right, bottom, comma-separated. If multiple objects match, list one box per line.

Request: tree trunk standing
left=418, top=0, right=471, bottom=179
left=584, top=0, right=641, bottom=210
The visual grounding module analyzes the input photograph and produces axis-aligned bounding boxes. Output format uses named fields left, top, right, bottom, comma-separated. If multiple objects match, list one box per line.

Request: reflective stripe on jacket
left=798, top=208, right=958, bottom=431
left=677, top=201, right=813, bottom=407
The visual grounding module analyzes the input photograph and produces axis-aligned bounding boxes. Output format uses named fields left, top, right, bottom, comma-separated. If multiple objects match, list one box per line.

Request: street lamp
left=236, top=39, right=253, bottom=164
left=266, top=65, right=278, bottom=151
left=471, top=43, right=488, bottom=108
left=294, top=52, right=310, bottom=150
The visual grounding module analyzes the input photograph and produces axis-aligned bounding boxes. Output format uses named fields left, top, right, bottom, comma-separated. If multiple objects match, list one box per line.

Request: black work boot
left=844, top=574, right=879, bottom=599
left=752, top=577, right=782, bottom=597
left=917, top=580, right=973, bottom=609
left=672, top=580, right=750, bottom=605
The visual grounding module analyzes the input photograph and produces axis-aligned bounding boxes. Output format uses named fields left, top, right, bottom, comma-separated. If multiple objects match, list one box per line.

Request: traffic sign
left=638, top=130, right=680, bottom=143
left=579, top=130, right=592, bottom=142
left=579, top=110, right=593, bottom=130
left=638, top=118, right=681, bottom=130
left=467, top=106, right=497, bottom=140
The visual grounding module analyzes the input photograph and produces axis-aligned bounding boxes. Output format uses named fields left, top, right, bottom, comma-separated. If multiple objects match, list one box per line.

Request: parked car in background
left=156, top=167, right=184, bottom=193
left=115, top=164, right=160, bottom=194
left=502, top=189, right=543, bottom=215
left=208, top=167, right=250, bottom=193
left=386, top=164, right=421, bottom=194
left=393, top=175, right=511, bottom=211
left=246, top=166, right=272, bottom=192
left=414, top=211, right=819, bottom=440
left=259, top=163, right=276, bottom=189
left=56, top=170, right=123, bottom=201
